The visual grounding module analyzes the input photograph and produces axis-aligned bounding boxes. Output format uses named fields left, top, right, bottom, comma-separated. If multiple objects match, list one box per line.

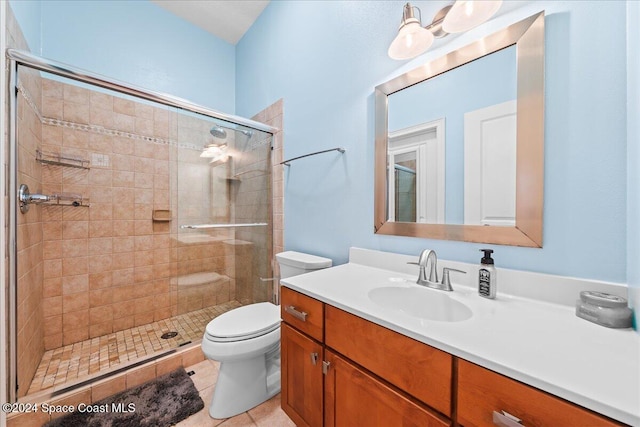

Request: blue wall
left=8, top=0, right=41, bottom=53
left=237, top=1, right=629, bottom=284
left=15, top=0, right=236, bottom=113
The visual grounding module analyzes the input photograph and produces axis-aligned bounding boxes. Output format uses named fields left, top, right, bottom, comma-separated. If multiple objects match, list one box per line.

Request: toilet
left=201, top=251, right=332, bottom=419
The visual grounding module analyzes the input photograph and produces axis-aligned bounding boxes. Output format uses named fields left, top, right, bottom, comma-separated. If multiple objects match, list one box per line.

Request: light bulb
left=388, top=19, right=434, bottom=60
left=442, top=0, right=502, bottom=34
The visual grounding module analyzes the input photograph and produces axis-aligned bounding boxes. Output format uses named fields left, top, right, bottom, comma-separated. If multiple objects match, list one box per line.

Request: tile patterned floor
left=176, top=360, right=295, bottom=427
left=28, top=301, right=242, bottom=395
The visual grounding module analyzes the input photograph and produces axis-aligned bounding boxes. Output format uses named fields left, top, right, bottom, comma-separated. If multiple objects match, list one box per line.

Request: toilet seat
left=205, top=302, right=280, bottom=342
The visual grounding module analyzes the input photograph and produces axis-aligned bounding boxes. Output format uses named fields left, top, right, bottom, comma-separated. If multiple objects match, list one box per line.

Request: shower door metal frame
left=5, top=48, right=278, bottom=403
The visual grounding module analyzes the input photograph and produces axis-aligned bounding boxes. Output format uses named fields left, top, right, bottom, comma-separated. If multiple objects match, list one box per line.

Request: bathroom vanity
left=280, top=248, right=639, bottom=427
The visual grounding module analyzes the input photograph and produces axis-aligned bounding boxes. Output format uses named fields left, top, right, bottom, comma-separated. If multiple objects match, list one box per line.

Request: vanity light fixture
left=388, top=1, right=502, bottom=60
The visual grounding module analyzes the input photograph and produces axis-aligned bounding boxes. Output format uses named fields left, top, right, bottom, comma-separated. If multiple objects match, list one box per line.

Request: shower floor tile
left=27, top=301, right=242, bottom=396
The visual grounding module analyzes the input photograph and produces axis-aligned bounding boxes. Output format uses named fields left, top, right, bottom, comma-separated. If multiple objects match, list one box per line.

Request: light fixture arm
left=403, top=3, right=419, bottom=23
left=399, top=3, right=451, bottom=39
left=425, top=5, right=453, bottom=39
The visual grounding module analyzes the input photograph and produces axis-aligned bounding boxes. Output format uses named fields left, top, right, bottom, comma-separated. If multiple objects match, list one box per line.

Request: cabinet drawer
left=280, top=287, right=324, bottom=341
left=325, top=305, right=453, bottom=417
left=457, top=359, right=623, bottom=427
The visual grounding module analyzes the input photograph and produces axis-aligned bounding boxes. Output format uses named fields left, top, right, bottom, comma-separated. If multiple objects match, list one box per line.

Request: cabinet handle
left=493, top=411, right=524, bottom=427
left=310, top=352, right=318, bottom=365
left=284, top=305, right=308, bottom=322
left=322, top=361, right=331, bottom=375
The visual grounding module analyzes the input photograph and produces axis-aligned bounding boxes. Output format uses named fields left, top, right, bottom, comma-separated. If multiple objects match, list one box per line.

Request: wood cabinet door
left=324, top=350, right=450, bottom=427
left=281, top=323, right=324, bottom=427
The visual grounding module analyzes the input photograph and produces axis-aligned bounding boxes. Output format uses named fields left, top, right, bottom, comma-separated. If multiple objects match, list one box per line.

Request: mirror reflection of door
left=388, top=119, right=445, bottom=223
left=464, top=100, right=517, bottom=226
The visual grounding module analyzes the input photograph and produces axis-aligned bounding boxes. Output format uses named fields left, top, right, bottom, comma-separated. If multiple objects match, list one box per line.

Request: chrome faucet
left=409, top=249, right=466, bottom=292
left=416, top=249, right=438, bottom=285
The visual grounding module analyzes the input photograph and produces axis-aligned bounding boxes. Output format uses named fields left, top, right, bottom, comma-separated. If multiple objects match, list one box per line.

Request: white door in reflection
left=388, top=119, right=445, bottom=223
left=464, top=100, right=517, bottom=226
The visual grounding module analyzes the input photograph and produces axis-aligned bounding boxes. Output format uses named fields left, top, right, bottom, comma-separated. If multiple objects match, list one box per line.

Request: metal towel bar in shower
left=180, top=223, right=268, bottom=229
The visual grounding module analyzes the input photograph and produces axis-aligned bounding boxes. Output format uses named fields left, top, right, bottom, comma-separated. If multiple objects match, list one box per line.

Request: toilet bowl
left=202, top=250, right=332, bottom=419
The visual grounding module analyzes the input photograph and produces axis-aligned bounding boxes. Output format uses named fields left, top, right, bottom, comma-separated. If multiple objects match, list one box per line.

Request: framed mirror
left=374, top=12, right=544, bottom=247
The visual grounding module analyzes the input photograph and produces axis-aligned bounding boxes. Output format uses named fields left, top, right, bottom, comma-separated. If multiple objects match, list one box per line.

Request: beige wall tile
left=89, top=272, right=112, bottom=289
left=62, top=327, right=88, bottom=345
left=155, top=354, right=182, bottom=377
left=113, top=315, right=134, bottom=332
left=126, top=363, right=156, bottom=389
left=182, top=347, right=205, bottom=367
left=89, top=288, right=112, bottom=307
left=43, top=277, right=62, bottom=298
left=89, top=321, right=112, bottom=338
left=91, top=374, right=126, bottom=402
left=62, top=221, right=89, bottom=239
left=62, top=293, right=89, bottom=313
left=62, top=274, right=89, bottom=294
left=62, top=238, right=88, bottom=258
left=6, top=410, right=50, bottom=427
left=113, top=97, right=136, bottom=116
left=43, top=296, right=62, bottom=317
left=63, top=85, right=90, bottom=104
left=62, top=256, right=88, bottom=276
left=63, top=101, right=90, bottom=124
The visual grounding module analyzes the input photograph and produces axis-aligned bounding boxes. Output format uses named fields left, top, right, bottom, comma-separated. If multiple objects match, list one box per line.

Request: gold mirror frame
left=374, top=12, right=544, bottom=247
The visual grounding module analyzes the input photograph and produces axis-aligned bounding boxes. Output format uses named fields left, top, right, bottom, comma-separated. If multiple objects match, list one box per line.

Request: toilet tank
left=276, top=251, right=332, bottom=279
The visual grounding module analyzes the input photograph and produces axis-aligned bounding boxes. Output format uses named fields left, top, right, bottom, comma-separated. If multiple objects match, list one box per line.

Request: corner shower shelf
left=36, top=149, right=90, bottom=169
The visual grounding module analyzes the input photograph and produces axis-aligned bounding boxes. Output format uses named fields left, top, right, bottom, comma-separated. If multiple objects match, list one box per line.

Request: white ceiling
left=151, top=0, right=270, bottom=45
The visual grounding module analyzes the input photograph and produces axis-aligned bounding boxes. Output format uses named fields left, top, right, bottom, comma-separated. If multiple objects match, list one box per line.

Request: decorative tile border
left=18, top=81, right=199, bottom=152
left=17, top=80, right=271, bottom=152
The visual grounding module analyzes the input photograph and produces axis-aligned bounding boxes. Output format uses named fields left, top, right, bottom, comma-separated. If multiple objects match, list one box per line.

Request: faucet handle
left=406, top=261, right=420, bottom=266
left=441, top=268, right=466, bottom=290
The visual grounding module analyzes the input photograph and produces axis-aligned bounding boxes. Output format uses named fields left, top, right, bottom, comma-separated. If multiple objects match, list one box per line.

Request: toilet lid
left=205, top=302, right=280, bottom=342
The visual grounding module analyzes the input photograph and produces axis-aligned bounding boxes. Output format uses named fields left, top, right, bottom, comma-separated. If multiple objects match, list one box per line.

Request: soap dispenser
left=478, top=249, right=496, bottom=299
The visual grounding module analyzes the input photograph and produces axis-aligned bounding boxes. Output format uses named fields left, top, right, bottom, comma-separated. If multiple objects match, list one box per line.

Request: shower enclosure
left=6, top=50, right=276, bottom=401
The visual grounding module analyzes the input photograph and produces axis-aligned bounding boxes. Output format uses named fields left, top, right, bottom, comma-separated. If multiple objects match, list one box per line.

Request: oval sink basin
left=368, top=286, right=472, bottom=322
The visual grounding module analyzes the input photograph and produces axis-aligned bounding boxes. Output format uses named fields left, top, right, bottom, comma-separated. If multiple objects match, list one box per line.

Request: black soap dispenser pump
left=479, top=249, right=497, bottom=299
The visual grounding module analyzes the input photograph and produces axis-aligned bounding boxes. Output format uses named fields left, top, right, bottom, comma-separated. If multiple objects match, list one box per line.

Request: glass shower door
left=173, top=110, right=273, bottom=320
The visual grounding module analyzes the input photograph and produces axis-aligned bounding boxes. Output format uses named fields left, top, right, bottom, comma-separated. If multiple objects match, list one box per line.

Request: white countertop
left=281, top=250, right=640, bottom=426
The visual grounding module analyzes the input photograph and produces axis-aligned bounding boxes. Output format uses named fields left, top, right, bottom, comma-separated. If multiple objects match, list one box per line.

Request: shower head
left=240, top=129, right=254, bottom=138
left=210, top=125, right=227, bottom=139
left=209, top=123, right=253, bottom=140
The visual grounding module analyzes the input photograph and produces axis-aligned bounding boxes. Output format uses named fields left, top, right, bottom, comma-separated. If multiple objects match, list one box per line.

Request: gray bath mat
left=45, top=367, right=204, bottom=427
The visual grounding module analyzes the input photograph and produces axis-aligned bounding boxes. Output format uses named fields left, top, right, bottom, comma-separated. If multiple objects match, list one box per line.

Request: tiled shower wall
left=16, top=69, right=44, bottom=398
left=35, top=78, right=176, bottom=350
